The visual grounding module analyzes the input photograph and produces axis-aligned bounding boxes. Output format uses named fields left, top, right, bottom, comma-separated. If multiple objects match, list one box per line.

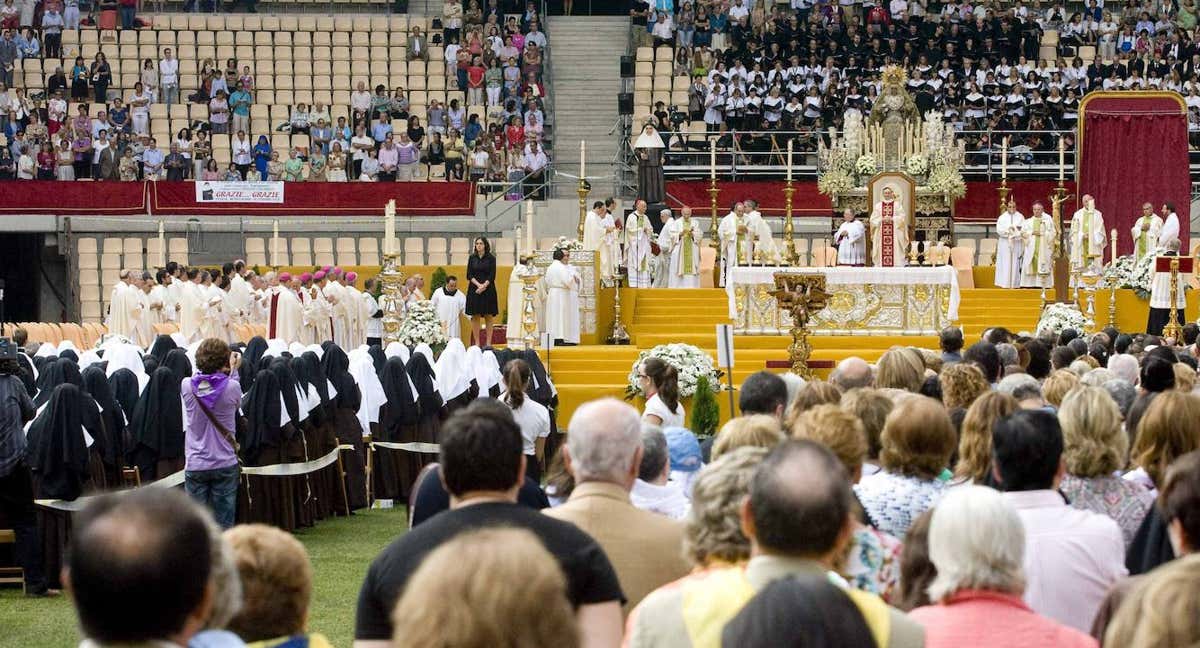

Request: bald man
left=830, top=356, right=874, bottom=392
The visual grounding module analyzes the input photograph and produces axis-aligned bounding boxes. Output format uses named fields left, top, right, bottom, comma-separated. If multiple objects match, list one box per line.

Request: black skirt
left=466, top=284, right=499, bottom=317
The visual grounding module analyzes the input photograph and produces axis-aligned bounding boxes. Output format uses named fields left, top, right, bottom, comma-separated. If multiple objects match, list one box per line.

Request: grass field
left=0, top=506, right=409, bottom=648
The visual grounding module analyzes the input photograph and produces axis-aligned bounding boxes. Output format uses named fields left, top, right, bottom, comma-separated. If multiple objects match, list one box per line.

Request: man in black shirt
left=354, top=400, right=624, bottom=647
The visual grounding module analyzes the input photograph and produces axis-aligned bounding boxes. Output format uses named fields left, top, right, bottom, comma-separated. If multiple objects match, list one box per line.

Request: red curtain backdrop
left=664, top=180, right=1073, bottom=223
left=0, top=181, right=475, bottom=216
left=0, top=181, right=148, bottom=215
left=1078, top=93, right=1190, bottom=257
left=149, top=180, right=476, bottom=216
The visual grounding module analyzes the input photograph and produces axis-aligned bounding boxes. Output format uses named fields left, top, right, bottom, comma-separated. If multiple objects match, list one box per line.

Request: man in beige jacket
left=546, top=398, right=691, bottom=612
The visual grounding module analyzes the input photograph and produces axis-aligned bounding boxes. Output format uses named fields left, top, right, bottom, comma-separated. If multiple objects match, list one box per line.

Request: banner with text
left=195, top=181, right=285, bottom=204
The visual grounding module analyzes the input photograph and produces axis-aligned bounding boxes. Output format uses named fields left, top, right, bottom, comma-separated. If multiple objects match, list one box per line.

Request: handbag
left=194, top=390, right=244, bottom=464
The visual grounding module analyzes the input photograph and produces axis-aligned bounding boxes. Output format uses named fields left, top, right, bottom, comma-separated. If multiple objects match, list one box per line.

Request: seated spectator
left=631, top=427, right=691, bottom=520
left=952, top=391, right=1017, bottom=486
left=992, top=409, right=1126, bottom=632
left=224, top=524, right=328, bottom=646
left=67, top=489, right=214, bottom=647
left=1127, top=391, right=1200, bottom=495
left=391, top=527, right=577, bottom=648
left=909, top=485, right=1099, bottom=647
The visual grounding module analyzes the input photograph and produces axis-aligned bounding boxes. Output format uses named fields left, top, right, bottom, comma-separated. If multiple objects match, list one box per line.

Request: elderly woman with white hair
left=1107, top=353, right=1139, bottom=385
left=908, top=486, right=1098, bottom=648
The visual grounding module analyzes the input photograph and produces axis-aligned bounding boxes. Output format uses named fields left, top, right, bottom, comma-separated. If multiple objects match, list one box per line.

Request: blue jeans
left=119, top=5, right=135, bottom=29
left=185, top=464, right=240, bottom=529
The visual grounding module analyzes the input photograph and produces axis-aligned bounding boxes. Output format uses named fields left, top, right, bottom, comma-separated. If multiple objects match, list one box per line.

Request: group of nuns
left=18, top=332, right=558, bottom=532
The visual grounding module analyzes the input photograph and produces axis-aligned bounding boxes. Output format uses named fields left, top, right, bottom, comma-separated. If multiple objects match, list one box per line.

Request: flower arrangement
left=396, top=300, right=448, bottom=348
left=1037, top=302, right=1089, bottom=336
left=554, top=236, right=584, bottom=253
left=904, top=153, right=929, bottom=176
left=625, top=343, right=722, bottom=400
left=817, top=169, right=854, bottom=196
left=854, top=153, right=878, bottom=176
left=927, top=165, right=966, bottom=199
left=1104, top=253, right=1155, bottom=299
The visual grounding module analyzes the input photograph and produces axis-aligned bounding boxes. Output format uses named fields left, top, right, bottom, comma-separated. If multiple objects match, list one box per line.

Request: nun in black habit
left=162, top=348, right=194, bottom=382
left=322, top=345, right=369, bottom=510
left=149, top=334, right=178, bottom=364
left=127, top=366, right=186, bottom=481
left=406, top=349, right=444, bottom=469
left=107, top=368, right=140, bottom=431
left=272, top=357, right=316, bottom=529
left=375, top=356, right=421, bottom=501
left=237, top=367, right=298, bottom=532
left=296, top=352, right=346, bottom=521
left=81, top=366, right=127, bottom=487
left=239, top=337, right=269, bottom=387
left=34, top=357, right=83, bottom=408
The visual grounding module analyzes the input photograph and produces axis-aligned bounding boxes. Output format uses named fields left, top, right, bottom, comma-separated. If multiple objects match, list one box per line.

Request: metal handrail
left=479, top=166, right=553, bottom=234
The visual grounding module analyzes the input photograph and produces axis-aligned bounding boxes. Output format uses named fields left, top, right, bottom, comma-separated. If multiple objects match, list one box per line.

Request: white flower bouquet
left=625, top=343, right=722, bottom=399
left=927, top=165, right=966, bottom=199
left=905, top=153, right=929, bottom=176
left=1036, top=302, right=1089, bottom=336
left=1104, top=253, right=1155, bottom=299
left=396, top=300, right=448, bottom=348
left=554, top=236, right=584, bottom=253
left=817, top=169, right=854, bottom=196
left=854, top=153, right=878, bottom=176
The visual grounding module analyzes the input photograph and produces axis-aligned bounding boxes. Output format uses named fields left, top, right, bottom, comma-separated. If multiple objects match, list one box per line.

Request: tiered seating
left=75, top=235, right=188, bottom=324
left=632, top=45, right=691, bottom=129
left=236, top=235, right=518, bottom=268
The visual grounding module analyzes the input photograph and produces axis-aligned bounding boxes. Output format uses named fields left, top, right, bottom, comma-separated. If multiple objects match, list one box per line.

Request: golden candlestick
left=607, top=268, right=631, bottom=345
left=1164, top=257, right=1184, bottom=342
left=1108, top=228, right=1118, bottom=327
left=520, top=259, right=541, bottom=351
left=996, top=180, right=1011, bottom=217
left=576, top=177, right=589, bottom=242
left=783, top=180, right=797, bottom=265
left=379, top=253, right=406, bottom=346
left=770, top=273, right=829, bottom=378
left=707, top=177, right=720, bottom=247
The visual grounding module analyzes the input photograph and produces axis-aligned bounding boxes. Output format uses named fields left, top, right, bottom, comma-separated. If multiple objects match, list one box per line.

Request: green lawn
left=0, top=506, right=409, bottom=648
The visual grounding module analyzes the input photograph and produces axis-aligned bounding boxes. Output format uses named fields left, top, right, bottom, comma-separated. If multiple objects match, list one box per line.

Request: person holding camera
left=0, top=349, right=54, bottom=596
left=182, top=338, right=242, bottom=529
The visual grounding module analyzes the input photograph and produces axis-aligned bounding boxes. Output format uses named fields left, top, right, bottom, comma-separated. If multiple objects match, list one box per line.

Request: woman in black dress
left=466, top=236, right=499, bottom=348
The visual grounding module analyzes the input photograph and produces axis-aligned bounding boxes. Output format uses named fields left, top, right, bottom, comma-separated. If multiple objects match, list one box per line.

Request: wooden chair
left=0, top=528, right=23, bottom=593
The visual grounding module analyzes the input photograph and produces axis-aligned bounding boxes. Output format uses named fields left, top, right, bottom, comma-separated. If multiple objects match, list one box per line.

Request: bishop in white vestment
left=666, top=207, right=702, bottom=288
left=270, top=274, right=305, bottom=344
left=106, top=271, right=140, bottom=341
left=1070, top=195, right=1107, bottom=275
left=1131, top=203, right=1163, bottom=263
left=543, top=250, right=581, bottom=345
left=1020, top=202, right=1056, bottom=289
left=834, top=208, right=866, bottom=266
left=995, top=202, right=1025, bottom=288
left=431, top=279, right=468, bottom=339
left=625, top=200, right=655, bottom=288
left=582, top=201, right=621, bottom=279
left=717, top=202, right=751, bottom=287
left=869, top=188, right=909, bottom=267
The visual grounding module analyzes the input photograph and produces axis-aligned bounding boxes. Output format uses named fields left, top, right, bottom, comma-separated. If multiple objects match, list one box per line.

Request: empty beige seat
left=246, top=237, right=266, bottom=254
left=448, top=237, right=470, bottom=254
left=78, top=268, right=101, bottom=288
left=426, top=238, right=447, bottom=254
left=77, top=237, right=99, bottom=254
left=978, top=239, right=998, bottom=265
left=101, top=253, right=121, bottom=270
left=314, top=252, right=336, bottom=266
left=81, top=301, right=103, bottom=322
left=78, top=253, right=100, bottom=270
left=449, top=252, right=469, bottom=266
left=359, top=238, right=380, bottom=254
left=403, top=249, right=424, bottom=265
left=426, top=250, right=449, bottom=266
left=246, top=250, right=267, bottom=267
left=336, top=237, right=357, bottom=253
left=291, top=237, right=312, bottom=255
left=359, top=250, right=381, bottom=266
left=313, top=237, right=334, bottom=254
left=102, top=238, right=122, bottom=255
left=336, top=250, right=358, bottom=266
left=292, top=250, right=314, bottom=266
left=403, top=238, right=423, bottom=254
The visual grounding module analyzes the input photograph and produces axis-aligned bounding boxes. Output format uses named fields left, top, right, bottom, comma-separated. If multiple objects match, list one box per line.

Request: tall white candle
left=786, top=139, right=793, bottom=182
left=710, top=138, right=716, bottom=180
left=384, top=199, right=396, bottom=256
left=157, top=220, right=165, bottom=267
left=1001, top=136, right=1008, bottom=179
left=580, top=140, right=586, bottom=178
left=1058, top=137, right=1065, bottom=182
left=272, top=220, right=279, bottom=266
left=515, top=225, right=523, bottom=258
left=525, top=200, right=535, bottom=252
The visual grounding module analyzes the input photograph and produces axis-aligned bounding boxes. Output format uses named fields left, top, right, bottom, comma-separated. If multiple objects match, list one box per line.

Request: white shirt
left=159, top=57, right=178, bottom=85
left=630, top=479, right=691, bottom=520
left=503, top=395, right=550, bottom=455
left=232, top=136, right=251, bottom=165
left=1003, top=489, right=1127, bottom=633
left=643, top=393, right=685, bottom=428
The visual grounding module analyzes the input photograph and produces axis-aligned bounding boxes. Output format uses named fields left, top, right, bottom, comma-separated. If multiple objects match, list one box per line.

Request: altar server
left=995, top=200, right=1025, bottom=288
left=869, top=187, right=910, bottom=267
left=583, top=200, right=621, bottom=279
left=430, top=276, right=467, bottom=338
left=834, top=208, right=866, bottom=266
left=1070, top=194, right=1107, bottom=275
left=1020, top=202, right=1056, bottom=289
left=1159, top=202, right=1181, bottom=250
left=1131, top=202, right=1163, bottom=263
left=625, top=199, right=656, bottom=288
left=145, top=270, right=169, bottom=333
left=665, top=206, right=702, bottom=288
left=543, top=249, right=581, bottom=345
left=1147, top=239, right=1189, bottom=336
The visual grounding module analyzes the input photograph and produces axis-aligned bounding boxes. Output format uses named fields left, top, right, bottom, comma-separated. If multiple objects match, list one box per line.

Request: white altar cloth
left=726, top=266, right=960, bottom=335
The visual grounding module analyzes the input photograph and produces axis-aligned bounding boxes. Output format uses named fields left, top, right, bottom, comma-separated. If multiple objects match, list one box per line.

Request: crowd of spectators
left=634, top=0, right=1200, bottom=167
left=0, top=0, right=551, bottom=186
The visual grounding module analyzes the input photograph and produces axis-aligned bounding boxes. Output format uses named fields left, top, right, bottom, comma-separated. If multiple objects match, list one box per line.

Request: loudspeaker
left=620, top=55, right=634, bottom=78
left=618, top=92, right=634, bottom=115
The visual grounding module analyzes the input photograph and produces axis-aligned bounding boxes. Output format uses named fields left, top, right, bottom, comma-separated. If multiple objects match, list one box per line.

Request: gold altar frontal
left=727, top=266, right=960, bottom=335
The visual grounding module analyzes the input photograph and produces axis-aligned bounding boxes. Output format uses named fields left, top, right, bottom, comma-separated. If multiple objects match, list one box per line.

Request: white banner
left=195, top=181, right=285, bottom=204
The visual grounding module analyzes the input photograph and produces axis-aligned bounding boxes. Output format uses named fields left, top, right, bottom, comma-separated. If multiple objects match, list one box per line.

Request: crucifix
left=770, top=273, right=830, bottom=378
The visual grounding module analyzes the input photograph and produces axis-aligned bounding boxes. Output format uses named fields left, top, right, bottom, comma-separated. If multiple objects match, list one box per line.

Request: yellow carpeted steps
left=543, top=282, right=1047, bottom=429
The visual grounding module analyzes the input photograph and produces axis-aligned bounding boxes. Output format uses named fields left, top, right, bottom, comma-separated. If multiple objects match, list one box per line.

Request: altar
left=726, top=266, right=960, bottom=335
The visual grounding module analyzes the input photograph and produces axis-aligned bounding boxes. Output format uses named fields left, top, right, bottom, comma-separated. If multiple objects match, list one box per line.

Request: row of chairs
left=244, top=236, right=522, bottom=267
left=2, top=322, right=106, bottom=348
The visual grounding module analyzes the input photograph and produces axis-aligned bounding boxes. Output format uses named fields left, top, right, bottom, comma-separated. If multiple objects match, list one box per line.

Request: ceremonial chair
left=811, top=245, right=836, bottom=267
left=794, top=238, right=810, bottom=266
left=978, top=239, right=998, bottom=265
left=950, top=247, right=975, bottom=289
left=700, top=247, right=717, bottom=288
left=449, top=252, right=469, bottom=266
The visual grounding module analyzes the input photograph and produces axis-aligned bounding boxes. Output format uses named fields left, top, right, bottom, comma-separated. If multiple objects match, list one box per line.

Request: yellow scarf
left=1031, top=217, right=1042, bottom=272
left=1136, top=217, right=1150, bottom=260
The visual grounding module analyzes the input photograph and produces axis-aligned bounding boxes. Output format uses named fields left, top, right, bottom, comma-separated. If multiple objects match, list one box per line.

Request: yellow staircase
left=543, top=286, right=1047, bottom=428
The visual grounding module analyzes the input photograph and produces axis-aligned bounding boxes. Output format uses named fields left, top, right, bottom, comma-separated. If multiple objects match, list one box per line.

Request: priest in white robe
left=341, top=272, right=364, bottom=349
left=270, top=273, right=305, bottom=344
left=1070, top=194, right=1107, bottom=275
left=146, top=270, right=169, bottom=333
left=1020, top=202, right=1056, bottom=289
left=743, top=199, right=778, bottom=264
left=106, top=270, right=140, bottom=341
left=995, top=201, right=1025, bottom=288
left=177, top=271, right=205, bottom=343
left=664, top=206, right=702, bottom=288
left=1159, top=202, right=1181, bottom=250
left=583, top=200, right=621, bottom=279
left=133, top=276, right=156, bottom=348
left=226, top=262, right=255, bottom=328
left=625, top=199, right=656, bottom=288
left=543, top=249, right=581, bottom=345
left=304, top=272, right=334, bottom=344
left=431, top=276, right=468, bottom=339
left=361, top=277, right=383, bottom=347
left=1131, top=202, right=1163, bottom=263
left=834, top=208, right=867, bottom=266
left=1147, top=239, right=1189, bottom=336
left=869, top=187, right=910, bottom=267
left=718, top=202, right=751, bottom=287
left=506, top=260, right=544, bottom=340
left=654, top=209, right=676, bottom=288
left=198, top=275, right=228, bottom=342
left=324, top=272, right=349, bottom=346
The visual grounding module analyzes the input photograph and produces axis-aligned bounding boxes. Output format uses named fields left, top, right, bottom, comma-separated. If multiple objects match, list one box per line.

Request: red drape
left=1078, top=93, right=1190, bottom=257
left=664, top=179, right=1075, bottom=223
left=0, top=180, right=148, bottom=215
left=0, top=180, right=475, bottom=216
